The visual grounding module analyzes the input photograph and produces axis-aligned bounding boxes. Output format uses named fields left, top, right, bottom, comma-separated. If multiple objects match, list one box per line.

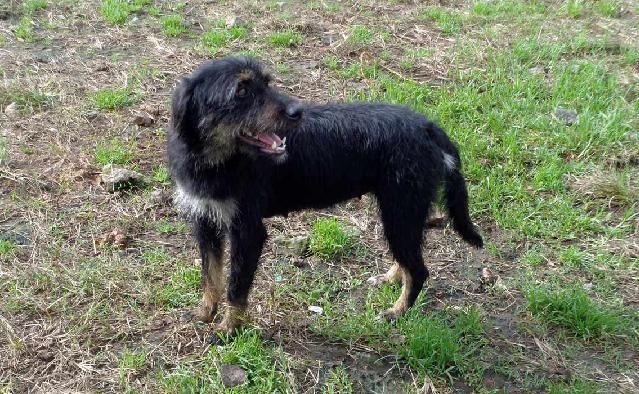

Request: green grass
left=349, top=25, right=373, bottom=44
left=0, top=136, right=7, bottom=164
left=154, top=263, right=200, bottom=309
left=0, top=240, right=16, bottom=255
left=308, top=218, right=355, bottom=260
left=160, top=15, right=188, bottom=37
left=324, top=366, right=353, bottom=393
left=152, top=165, right=171, bottom=185
left=94, top=138, right=135, bottom=166
left=24, top=0, right=48, bottom=14
left=119, top=349, right=147, bottom=386
left=91, top=88, right=137, bottom=110
left=266, top=29, right=302, bottom=47
left=596, top=0, right=620, bottom=17
left=0, top=87, right=52, bottom=113
left=201, top=30, right=228, bottom=53
left=524, top=283, right=637, bottom=340
left=419, top=7, right=462, bottom=35
left=101, top=0, right=130, bottom=25
left=14, top=17, right=37, bottom=42
left=163, top=329, right=290, bottom=392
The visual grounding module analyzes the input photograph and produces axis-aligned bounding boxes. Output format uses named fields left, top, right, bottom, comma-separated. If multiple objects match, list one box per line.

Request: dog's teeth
left=271, top=141, right=277, bottom=150
left=282, top=137, right=286, bottom=144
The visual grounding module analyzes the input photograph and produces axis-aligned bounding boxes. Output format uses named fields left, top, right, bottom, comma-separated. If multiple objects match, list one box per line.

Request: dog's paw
left=375, top=308, right=400, bottom=323
left=181, top=304, right=218, bottom=323
left=367, top=275, right=386, bottom=286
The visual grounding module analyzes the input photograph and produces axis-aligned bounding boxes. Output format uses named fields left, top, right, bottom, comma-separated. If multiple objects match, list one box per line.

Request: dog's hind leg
left=217, top=217, right=267, bottom=334
left=185, top=217, right=225, bottom=323
left=376, top=188, right=431, bottom=320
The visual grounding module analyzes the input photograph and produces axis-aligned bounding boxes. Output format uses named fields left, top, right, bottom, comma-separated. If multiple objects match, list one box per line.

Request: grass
left=160, top=15, right=188, bottom=37
left=152, top=165, right=171, bottom=185
left=0, top=240, right=16, bottom=255
left=14, top=17, right=37, bottom=42
left=0, top=87, right=52, bottom=113
left=349, top=25, right=373, bottom=44
left=0, top=136, right=7, bottom=164
left=419, top=7, right=462, bottom=35
left=163, top=329, right=290, bottom=392
left=101, top=0, right=152, bottom=25
left=24, top=0, right=48, bottom=14
left=91, top=88, right=137, bottom=110
left=308, top=218, right=355, bottom=260
left=94, top=138, right=135, bottom=166
left=266, top=29, right=302, bottom=47
left=324, top=366, right=353, bottom=393
left=524, top=283, right=637, bottom=340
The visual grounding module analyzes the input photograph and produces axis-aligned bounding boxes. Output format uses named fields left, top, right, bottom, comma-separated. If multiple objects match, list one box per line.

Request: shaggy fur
left=167, top=56, right=483, bottom=334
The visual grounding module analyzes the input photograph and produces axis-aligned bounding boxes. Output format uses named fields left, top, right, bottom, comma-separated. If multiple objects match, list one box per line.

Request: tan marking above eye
left=238, top=69, right=255, bottom=81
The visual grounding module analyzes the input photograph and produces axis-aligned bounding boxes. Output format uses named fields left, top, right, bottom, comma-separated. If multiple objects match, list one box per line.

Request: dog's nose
left=285, top=103, right=303, bottom=121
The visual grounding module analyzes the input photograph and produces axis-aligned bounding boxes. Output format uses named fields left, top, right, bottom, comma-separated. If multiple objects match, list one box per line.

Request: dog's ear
left=171, top=77, right=194, bottom=134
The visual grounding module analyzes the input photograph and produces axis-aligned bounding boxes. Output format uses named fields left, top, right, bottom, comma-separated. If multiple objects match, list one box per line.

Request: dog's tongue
left=257, top=133, right=283, bottom=148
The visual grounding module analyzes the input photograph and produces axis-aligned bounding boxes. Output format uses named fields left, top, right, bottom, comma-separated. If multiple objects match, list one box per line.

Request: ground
left=1, top=0, right=638, bottom=393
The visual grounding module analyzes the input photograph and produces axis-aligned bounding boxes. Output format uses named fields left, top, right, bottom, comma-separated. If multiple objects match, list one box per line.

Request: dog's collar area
left=239, top=132, right=286, bottom=155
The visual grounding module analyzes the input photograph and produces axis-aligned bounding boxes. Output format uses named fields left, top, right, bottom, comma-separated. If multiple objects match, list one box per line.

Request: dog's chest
left=173, top=184, right=237, bottom=226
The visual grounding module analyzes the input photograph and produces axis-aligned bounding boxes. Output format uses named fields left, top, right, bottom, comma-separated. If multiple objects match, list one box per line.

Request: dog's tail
left=431, top=126, right=483, bottom=248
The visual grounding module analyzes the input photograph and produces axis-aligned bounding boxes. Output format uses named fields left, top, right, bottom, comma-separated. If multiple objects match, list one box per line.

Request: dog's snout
left=285, top=103, right=303, bottom=121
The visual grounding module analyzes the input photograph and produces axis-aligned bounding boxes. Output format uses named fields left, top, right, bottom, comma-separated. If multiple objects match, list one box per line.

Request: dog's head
left=170, top=56, right=302, bottom=164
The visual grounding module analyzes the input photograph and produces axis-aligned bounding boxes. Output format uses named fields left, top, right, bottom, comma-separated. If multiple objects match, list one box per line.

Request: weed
left=324, top=56, right=340, bottom=70
left=565, top=0, right=584, bottom=18
left=24, top=0, right=47, bottom=14
left=548, top=378, right=599, bottom=393
left=266, top=30, right=302, bottom=47
left=524, top=283, right=636, bottom=340
left=399, top=59, right=414, bottom=70
left=154, top=264, right=199, bottom=309
left=0, top=136, right=7, bottom=164
left=0, top=240, right=16, bottom=255
left=142, top=246, right=171, bottom=265
left=419, top=7, right=462, bottom=35
left=596, top=0, right=620, bottom=17
left=91, top=88, right=137, bottom=110
left=324, top=366, right=353, bottom=393
left=274, top=63, right=289, bottom=74
left=160, top=15, right=188, bottom=37
left=94, top=138, right=135, bottom=166
left=349, top=25, right=373, bottom=44
left=152, top=165, right=171, bottom=185
left=309, top=218, right=354, bottom=260
left=163, top=329, right=290, bottom=392
left=0, top=87, right=52, bottom=113
left=119, top=349, right=146, bottom=386
left=14, top=18, right=37, bottom=42
left=201, top=30, right=228, bottom=53
left=101, top=0, right=130, bottom=25
left=229, top=26, right=248, bottom=39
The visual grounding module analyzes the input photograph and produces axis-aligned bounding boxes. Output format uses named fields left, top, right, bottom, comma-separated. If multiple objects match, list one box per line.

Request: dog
left=167, top=56, right=483, bottom=336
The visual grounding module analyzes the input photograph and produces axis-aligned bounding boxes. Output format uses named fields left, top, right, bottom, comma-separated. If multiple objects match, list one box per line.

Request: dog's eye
left=236, top=87, right=247, bottom=97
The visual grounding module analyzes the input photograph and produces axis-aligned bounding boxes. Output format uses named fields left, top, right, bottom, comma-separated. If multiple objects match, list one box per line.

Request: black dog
left=168, top=56, right=483, bottom=334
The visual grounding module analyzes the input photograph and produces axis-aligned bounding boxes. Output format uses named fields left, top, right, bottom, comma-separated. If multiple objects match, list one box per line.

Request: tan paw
left=181, top=303, right=218, bottom=323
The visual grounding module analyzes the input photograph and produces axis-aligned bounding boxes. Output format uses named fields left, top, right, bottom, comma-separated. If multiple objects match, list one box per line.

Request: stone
left=133, top=113, right=154, bottom=127
left=0, top=222, right=33, bottom=246
left=308, top=305, right=323, bottom=315
left=4, top=102, right=18, bottom=118
left=220, top=364, right=246, bottom=387
left=555, top=107, right=578, bottom=126
left=100, top=164, right=144, bottom=192
left=273, top=235, right=309, bottom=257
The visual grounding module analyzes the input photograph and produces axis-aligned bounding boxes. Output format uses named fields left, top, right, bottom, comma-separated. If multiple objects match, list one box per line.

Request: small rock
left=0, top=222, right=33, bottom=246
left=308, top=305, right=323, bottom=315
left=273, top=235, right=309, bottom=257
left=480, top=267, right=498, bottom=286
left=555, top=107, right=578, bottom=126
left=150, top=189, right=171, bottom=205
left=225, top=15, right=244, bottom=28
left=4, top=102, right=18, bottom=118
left=84, top=111, right=101, bottom=121
left=36, top=350, right=55, bottom=362
left=97, top=228, right=129, bottom=249
left=529, top=66, right=545, bottom=76
left=101, top=164, right=144, bottom=192
left=583, top=282, right=593, bottom=290
left=220, top=364, right=246, bottom=387
left=133, top=113, right=154, bottom=127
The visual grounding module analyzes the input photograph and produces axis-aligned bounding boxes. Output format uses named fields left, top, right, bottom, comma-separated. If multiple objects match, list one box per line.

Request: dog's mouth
left=238, top=132, right=286, bottom=155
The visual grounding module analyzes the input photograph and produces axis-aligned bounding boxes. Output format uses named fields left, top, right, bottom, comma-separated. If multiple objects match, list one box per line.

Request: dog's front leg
left=217, top=216, right=267, bottom=334
left=185, top=217, right=225, bottom=323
